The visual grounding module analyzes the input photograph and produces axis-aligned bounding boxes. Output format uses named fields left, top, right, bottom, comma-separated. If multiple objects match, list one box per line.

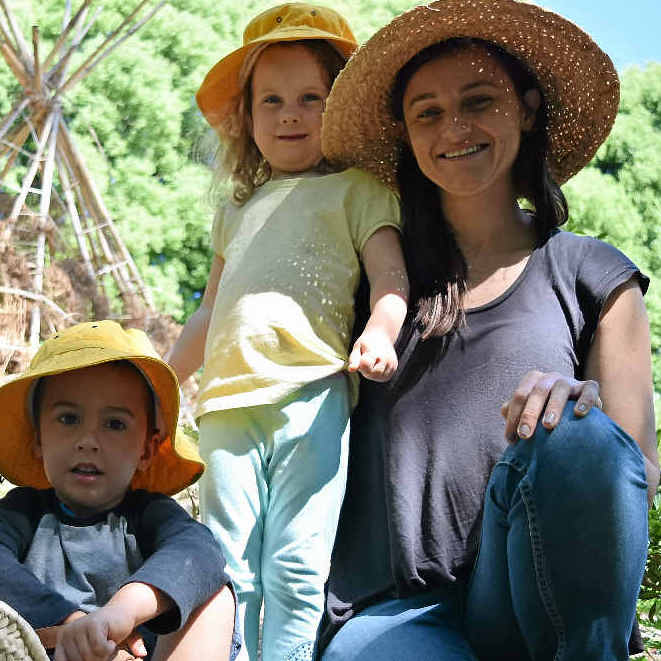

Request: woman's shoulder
left=542, top=229, right=648, bottom=297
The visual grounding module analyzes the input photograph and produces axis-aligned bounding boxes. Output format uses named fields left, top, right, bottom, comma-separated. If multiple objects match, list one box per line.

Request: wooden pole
left=0, top=121, right=31, bottom=180
left=42, top=0, right=94, bottom=71
left=0, top=96, right=28, bottom=143
left=56, top=0, right=153, bottom=96
left=56, top=120, right=131, bottom=297
left=29, top=107, right=60, bottom=348
left=31, top=25, right=40, bottom=92
left=55, top=154, right=96, bottom=282
left=0, top=0, right=34, bottom=70
left=7, top=111, right=55, bottom=223
left=46, top=6, right=99, bottom=87
left=0, top=41, right=31, bottom=89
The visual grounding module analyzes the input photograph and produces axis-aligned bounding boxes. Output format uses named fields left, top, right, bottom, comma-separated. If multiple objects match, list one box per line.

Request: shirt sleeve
left=0, top=488, right=80, bottom=628
left=126, top=491, right=230, bottom=634
left=344, top=169, right=402, bottom=255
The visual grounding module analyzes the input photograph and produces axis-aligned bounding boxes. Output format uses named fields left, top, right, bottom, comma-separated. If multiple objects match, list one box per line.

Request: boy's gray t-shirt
left=320, top=229, right=647, bottom=651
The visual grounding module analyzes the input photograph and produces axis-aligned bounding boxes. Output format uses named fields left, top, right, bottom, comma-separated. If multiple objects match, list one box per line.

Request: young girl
left=168, top=4, right=408, bottom=661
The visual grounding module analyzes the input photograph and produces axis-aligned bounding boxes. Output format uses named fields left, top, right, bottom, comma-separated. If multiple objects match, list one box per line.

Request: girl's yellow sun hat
left=0, top=320, right=203, bottom=496
left=196, top=3, right=358, bottom=128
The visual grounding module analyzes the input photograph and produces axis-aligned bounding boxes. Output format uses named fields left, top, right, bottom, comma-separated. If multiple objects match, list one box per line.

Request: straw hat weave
left=322, top=0, right=620, bottom=190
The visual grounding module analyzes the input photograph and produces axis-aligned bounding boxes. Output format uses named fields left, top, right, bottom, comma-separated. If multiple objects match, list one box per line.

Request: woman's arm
left=348, top=227, right=409, bottom=382
left=166, top=254, right=224, bottom=384
left=584, top=279, right=659, bottom=505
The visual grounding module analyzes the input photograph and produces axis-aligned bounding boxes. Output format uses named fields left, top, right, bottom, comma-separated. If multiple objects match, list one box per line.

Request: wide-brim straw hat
left=196, top=3, right=358, bottom=128
left=322, top=0, right=620, bottom=190
left=0, top=320, right=203, bottom=496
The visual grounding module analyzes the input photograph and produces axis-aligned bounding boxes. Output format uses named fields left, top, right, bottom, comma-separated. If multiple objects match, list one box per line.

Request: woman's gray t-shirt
left=319, top=229, right=647, bottom=650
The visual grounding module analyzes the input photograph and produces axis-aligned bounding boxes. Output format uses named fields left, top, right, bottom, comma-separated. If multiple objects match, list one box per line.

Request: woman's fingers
left=571, top=379, right=601, bottom=416
left=503, top=372, right=602, bottom=442
left=504, top=370, right=556, bottom=441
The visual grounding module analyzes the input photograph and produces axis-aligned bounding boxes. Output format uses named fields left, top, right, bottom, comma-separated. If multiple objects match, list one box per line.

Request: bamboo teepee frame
left=0, top=0, right=165, bottom=362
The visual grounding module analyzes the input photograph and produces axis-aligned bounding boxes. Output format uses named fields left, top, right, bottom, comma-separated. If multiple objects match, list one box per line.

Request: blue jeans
left=322, top=404, right=648, bottom=661
left=199, top=374, right=350, bottom=661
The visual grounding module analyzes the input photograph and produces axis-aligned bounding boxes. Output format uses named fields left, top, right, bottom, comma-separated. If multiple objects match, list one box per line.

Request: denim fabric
left=321, top=403, right=648, bottom=661
left=465, top=403, right=648, bottom=660
left=199, top=374, right=350, bottom=661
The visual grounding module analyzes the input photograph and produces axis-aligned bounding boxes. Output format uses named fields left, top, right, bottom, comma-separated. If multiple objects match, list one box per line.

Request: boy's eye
left=57, top=412, right=79, bottom=426
left=105, top=418, right=127, bottom=432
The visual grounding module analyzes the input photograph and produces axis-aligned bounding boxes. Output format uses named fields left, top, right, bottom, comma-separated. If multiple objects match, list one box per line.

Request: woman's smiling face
left=402, top=44, right=538, bottom=199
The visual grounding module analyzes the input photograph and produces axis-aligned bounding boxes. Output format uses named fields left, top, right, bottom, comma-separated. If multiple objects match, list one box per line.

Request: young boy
left=0, top=320, right=241, bottom=661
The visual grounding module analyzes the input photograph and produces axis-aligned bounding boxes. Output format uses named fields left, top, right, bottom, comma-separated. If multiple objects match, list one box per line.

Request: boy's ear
left=136, top=431, right=159, bottom=473
left=32, top=433, right=43, bottom=460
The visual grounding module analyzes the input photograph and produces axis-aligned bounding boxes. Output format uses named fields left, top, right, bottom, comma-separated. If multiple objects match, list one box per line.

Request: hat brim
left=196, top=29, right=357, bottom=127
left=322, top=0, right=619, bottom=190
left=0, top=352, right=203, bottom=496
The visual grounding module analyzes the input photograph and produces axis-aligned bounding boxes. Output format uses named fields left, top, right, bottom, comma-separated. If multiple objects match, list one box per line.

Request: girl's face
left=251, top=43, right=330, bottom=176
left=402, top=45, right=538, bottom=198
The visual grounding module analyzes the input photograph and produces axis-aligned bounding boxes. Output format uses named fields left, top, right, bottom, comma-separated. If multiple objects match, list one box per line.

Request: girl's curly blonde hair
left=213, top=39, right=347, bottom=206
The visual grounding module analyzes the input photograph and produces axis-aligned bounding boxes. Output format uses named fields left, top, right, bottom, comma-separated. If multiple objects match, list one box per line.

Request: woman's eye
left=57, top=412, right=79, bottom=426
left=464, top=95, right=492, bottom=111
left=417, top=106, right=441, bottom=120
left=105, top=418, right=127, bottom=432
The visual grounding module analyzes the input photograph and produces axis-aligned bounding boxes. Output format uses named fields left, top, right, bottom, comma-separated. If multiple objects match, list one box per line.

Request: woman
left=316, top=1, right=659, bottom=659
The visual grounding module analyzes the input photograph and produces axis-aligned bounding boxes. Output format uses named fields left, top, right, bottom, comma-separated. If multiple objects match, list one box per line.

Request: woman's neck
left=440, top=182, right=536, bottom=267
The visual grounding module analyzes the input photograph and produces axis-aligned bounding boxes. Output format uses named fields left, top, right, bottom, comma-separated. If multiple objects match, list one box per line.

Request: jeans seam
left=519, top=476, right=566, bottom=661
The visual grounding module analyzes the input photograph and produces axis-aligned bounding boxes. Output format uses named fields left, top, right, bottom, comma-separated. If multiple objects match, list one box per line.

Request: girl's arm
left=166, top=254, right=224, bottom=384
left=583, top=278, right=659, bottom=506
left=349, top=227, right=409, bottom=382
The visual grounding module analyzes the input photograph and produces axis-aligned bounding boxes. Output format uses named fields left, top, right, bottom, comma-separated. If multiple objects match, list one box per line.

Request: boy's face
left=33, top=363, right=157, bottom=517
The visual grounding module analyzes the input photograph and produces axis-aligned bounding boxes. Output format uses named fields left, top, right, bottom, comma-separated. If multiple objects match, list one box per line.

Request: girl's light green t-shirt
left=196, top=167, right=401, bottom=418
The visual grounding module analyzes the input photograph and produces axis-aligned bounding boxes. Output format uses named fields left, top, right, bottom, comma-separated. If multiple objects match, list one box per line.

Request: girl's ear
left=136, top=431, right=158, bottom=472
left=521, top=89, right=541, bottom=131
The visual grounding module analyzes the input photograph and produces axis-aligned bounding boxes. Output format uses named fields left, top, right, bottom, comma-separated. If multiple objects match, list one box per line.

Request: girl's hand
left=348, top=329, right=398, bottom=382
left=54, top=605, right=146, bottom=661
left=501, top=371, right=601, bottom=443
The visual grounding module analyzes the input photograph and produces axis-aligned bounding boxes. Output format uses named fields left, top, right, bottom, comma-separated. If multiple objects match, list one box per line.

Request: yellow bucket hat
left=196, top=2, right=358, bottom=128
left=0, top=320, right=204, bottom=496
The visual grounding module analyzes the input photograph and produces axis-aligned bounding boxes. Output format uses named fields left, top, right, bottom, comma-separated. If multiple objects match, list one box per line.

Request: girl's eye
left=263, top=95, right=281, bottom=105
left=464, top=95, right=493, bottom=111
left=105, top=418, right=127, bottom=432
left=57, top=412, right=79, bottom=426
left=302, top=93, right=323, bottom=104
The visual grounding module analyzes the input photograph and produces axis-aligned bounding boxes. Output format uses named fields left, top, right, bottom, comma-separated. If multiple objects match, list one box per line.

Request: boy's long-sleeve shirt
left=0, top=487, right=229, bottom=634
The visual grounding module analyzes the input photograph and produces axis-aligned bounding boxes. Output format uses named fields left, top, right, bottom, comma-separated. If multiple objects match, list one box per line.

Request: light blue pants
left=199, top=374, right=350, bottom=661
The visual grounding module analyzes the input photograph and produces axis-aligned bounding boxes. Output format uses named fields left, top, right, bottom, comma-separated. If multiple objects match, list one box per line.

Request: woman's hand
left=501, top=371, right=602, bottom=443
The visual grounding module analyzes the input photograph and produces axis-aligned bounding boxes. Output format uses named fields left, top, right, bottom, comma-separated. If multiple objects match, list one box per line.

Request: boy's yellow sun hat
left=0, top=320, right=204, bottom=496
left=196, top=3, right=358, bottom=128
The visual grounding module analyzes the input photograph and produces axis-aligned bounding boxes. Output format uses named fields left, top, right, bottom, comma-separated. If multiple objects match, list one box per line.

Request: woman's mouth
left=441, top=144, right=488, bottom=159
left=278, top=134, right=307, bottom=141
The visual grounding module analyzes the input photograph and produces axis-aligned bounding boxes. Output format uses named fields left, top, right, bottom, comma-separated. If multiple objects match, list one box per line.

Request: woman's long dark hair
left=392, top=38, right=568, bottom=339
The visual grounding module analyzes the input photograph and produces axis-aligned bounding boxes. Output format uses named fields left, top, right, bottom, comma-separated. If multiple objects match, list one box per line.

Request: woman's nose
left=443, top=114, right=471, bottom=142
